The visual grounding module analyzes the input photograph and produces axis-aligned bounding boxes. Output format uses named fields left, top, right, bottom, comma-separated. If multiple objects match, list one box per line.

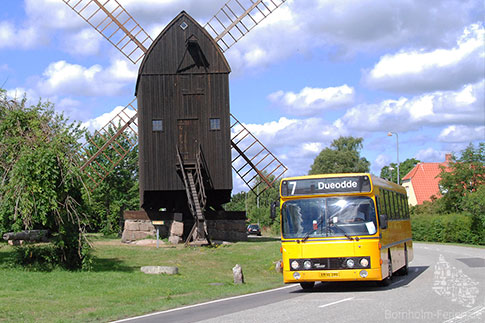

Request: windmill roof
left=402, top=160, right=450, bottom=204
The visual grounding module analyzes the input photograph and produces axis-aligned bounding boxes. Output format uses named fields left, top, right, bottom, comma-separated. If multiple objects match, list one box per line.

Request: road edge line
left=112, top=284, right=299, bottom=322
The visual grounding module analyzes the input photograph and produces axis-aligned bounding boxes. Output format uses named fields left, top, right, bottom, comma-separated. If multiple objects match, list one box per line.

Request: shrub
left=411, top=212, right=483, bottom=245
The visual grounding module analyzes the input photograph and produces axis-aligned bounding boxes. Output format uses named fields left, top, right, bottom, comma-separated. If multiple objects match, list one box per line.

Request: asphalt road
left=115, top=243, right=485, bottom=323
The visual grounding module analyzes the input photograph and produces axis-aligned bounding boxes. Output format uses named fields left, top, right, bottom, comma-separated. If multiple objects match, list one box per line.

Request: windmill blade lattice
left=230, top=114, right=287, bottom=196
left=205, top=0, right=287, bottom=53
left=79, top=99, right=138, bottom=191
left=62, top=0, right=153, bottom=64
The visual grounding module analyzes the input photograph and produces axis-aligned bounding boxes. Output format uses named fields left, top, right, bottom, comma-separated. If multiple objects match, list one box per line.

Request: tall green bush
left=0, top=90, right=90, bottom=269
left=411, top=213, right=482, bottom=245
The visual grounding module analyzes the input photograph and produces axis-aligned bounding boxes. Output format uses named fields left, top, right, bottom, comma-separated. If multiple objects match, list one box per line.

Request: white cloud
left=62, top=28, right=103, bottom=56
left=438, top=125, right=485, bottom=143
left=337, top=80, right=484, bottom=133
left=226, top=0, right=483, bottom=73
left=415, top=147, right=446, bottom=162
left=364, top=23, right=485, bottom=93
left=0, top=21, right=42, bottom=49
left=268, top=85, right=354, bottom=116
left=24, top=0, right=84, bottom=30
left=374, top=154, right=391, bottom=170
left=81, top=105, right=137, bottom=133
left=36, top=59, right=137, bottom=97
left=233, top=117, right=345, bottom=177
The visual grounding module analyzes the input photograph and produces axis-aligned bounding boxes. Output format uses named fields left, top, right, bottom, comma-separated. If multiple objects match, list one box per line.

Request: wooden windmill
left=63, top=0, right=288, bottom=244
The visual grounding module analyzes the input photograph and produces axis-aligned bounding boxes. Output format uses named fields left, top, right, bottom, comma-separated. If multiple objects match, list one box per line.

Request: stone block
left=139, top=221, right=155, bottom=232
left=141, top=266, right=178, bottom=275
left=232, top=264, right=244, bottom=284
left=170, top=221, right=184, bottom=237
left=169, top=235, right=182, bottom=245
left=275, top=260, right=283, bottom=273
left=133, top=231, right=152, bottom=240
left=124, top=220, right=140, bottom=231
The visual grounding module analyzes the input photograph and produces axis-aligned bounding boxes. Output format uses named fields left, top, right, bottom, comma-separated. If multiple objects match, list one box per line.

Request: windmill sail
left=79, top=99, right=138, bottom=191
left=230, top=114, right=287, bottom=196
left=62, top=0, right=153, bottom=64
left=205, top=0, right=288, bottom=52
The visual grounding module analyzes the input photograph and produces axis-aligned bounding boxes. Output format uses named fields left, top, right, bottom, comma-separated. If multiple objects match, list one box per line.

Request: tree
left=0, top=90, right=90, bottom=269
left=309, top=136, right=370, bottom=175
left=225, top=174, right=281, bottom=231
left=380, top=158, right=420, bottom=184
left=224, top=191, right=247, bottom=212
left=439, top=143, right=485, bottom=212
left=82, top=127, right=139, bottom=235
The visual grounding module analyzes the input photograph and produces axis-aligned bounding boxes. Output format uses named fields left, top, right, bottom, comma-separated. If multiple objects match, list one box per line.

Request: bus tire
left=300, top=282, right=315, bottom=290
left=380, top=252, right=392, bottom=286
left=397, top=245, right=409, bottom=276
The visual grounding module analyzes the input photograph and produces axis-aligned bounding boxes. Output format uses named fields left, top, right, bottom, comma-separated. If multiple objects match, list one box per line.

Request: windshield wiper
left=329, top=222, right=354, bottom=241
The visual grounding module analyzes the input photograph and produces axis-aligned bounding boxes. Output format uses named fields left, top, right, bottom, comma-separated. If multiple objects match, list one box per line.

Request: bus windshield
left=281, top=196, right=377, bottom=239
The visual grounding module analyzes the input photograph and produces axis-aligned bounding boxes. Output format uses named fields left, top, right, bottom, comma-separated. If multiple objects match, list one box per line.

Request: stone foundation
left=121, top=209, right=247, bottom=243
left=121, top=210, right=158, bottom=243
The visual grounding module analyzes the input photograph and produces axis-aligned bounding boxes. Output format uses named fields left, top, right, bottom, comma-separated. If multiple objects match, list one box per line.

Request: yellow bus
left=279, top=173, right=413, bottom=290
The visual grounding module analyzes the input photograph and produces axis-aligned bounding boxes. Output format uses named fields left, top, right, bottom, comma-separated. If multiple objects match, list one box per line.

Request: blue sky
left=1, top=0, right=484, bottom=193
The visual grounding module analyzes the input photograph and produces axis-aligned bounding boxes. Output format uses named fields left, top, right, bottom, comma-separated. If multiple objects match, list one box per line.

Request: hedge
left=411, top=212, right=484, bottom=245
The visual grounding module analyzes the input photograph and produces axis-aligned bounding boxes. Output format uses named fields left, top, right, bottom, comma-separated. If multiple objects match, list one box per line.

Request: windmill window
left=152, top=119, right=163, bottom=132
left=210, top=118, right=221, bottom=130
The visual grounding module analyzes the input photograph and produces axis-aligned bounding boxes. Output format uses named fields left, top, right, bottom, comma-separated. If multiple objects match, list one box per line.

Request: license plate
left=320, top=272, right=339, bottom=277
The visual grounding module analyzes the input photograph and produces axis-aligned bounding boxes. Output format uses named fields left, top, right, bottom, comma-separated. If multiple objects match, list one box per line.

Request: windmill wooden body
left=64, top=0, right=288, bottom=244
left=137, top=12, right=232, bottom=215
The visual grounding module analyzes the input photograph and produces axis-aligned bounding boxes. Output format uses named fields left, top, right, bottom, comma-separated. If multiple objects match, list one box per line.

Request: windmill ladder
left=176, top=146, right=210, bottom=246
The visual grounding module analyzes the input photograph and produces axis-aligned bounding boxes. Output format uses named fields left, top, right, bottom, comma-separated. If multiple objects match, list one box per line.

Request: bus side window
left=402, top=194, right=410, bottom=219
left=378, top=194, right=385, bottom=217
left=382, top=190, right=388, bottom=219
left=398, top=194, right=403, bottom=219
left=390, top=191, right=397, bottom=220
left=395, top=192, right=402, bottom=219
left=396, top=193, right=402, bottom=219
left=375, top=195, right=381, bottom=216
left=385, top=190, right=393, bottom=220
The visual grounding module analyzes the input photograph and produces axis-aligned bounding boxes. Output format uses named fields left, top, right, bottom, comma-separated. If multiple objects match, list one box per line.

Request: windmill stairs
left=176, top=145, right=212, bottom=246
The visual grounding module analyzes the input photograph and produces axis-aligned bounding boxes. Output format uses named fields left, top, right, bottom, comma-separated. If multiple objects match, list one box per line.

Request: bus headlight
left=291, top=260, right=300, bottom=270
left=303, top=260, right=312, bottom=270
left=360, top=270, right=368, bottom=278
left=293, top=272, right=301, bottom=280
left=360, top=258, right=369, bottom=267
left=346, top=259, right=355, bottom=268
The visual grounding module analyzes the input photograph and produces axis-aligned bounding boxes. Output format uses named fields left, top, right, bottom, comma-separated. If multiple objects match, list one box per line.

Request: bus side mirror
left=379, top=214, right=388, bottom=230
left=270, top=201, right=277, bottom=222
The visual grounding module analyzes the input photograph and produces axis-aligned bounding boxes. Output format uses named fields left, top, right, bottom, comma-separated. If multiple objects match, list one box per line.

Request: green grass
left=0, top=237, right=284, bottom=322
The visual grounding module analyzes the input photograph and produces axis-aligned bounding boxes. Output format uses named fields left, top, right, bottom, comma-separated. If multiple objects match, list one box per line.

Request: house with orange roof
left=402, top=154, right=451, bottom=205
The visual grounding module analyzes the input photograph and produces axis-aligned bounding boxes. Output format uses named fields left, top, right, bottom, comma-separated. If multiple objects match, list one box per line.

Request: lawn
left=0, top=237, right=284, bottom=322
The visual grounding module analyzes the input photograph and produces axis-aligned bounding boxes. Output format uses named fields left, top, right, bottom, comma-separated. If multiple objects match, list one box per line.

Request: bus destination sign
left=281, top=175, right=371, bottom=196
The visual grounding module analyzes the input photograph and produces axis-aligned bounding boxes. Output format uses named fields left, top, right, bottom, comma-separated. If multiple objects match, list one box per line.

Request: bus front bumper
left=283, top=268, right=382, bottom=283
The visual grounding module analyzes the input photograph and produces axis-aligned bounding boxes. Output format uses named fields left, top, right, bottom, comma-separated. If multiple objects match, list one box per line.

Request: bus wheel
left=380, top=253, right=392, bottom=286
left=397, top=246, right=409, bottom=276
left=300, top=282, right=315, bottom=290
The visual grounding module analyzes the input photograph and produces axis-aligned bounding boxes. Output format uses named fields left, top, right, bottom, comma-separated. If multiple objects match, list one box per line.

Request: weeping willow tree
left=0, top=89, right=90, bottom=270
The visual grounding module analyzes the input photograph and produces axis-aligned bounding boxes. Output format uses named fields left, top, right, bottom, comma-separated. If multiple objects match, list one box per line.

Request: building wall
left=402, top=179, right=418, bottom=206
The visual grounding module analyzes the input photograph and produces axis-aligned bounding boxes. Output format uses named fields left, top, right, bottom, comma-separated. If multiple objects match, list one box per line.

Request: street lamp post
left=388, top=132, right=400, bottom=184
